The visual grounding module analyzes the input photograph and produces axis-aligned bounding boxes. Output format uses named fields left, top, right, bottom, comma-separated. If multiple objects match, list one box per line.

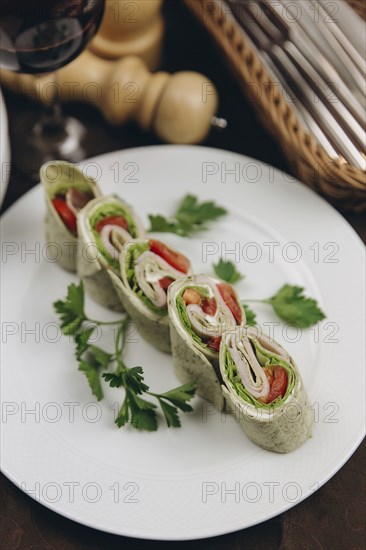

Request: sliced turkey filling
left=129, top=240, right=191, bottom=310
left=182, top=275, right=243, bottom=351
left=224, top=329, right=290, bottom=404
left=96, top=217, right=134, bottom=262
left=52, top=188, right=94, bottom=235
left=66, top=188, right=94, bottom=215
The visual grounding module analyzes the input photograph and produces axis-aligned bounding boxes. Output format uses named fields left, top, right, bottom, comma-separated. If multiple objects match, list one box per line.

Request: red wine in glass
left=0, top=0, right=105, bottom=73
left=0, top=0, right=105, bottom=178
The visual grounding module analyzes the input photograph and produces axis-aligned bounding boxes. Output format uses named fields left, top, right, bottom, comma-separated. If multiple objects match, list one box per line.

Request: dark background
left=1, top=1, right=365, bottom=548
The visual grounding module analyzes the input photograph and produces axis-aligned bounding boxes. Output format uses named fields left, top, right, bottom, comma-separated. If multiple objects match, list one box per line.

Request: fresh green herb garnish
left=54, top=282, right=87, bottom=336
left=78, top=354, right=108, bottom=401
left=213, top=259, right=245, bottom=284
left=242, top=304, right=257, bottom=327
left=266, top=285, right=326, bottom=328
left=148, top=194, right=227, bottom=237
left=54, top=282, right=196, bottom=430
left=209, top=257, right=324, bottom=328
left=102, top=317, right=196, bottom=430
left=244, top=284, right=325, bottom=329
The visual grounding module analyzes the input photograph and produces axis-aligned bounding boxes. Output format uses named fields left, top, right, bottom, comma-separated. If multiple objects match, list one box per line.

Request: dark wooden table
left=1, top=2, right=365, bottom=548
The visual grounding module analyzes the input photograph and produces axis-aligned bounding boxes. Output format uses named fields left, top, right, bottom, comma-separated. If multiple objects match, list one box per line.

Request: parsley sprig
left=102, top=318, right=196, bottom=429
left=210, top=260, right=325, bottom=329
left=54, top=282, right=196, bottom=431
left=242, top=304, right=257, bottom=327
left=213, top=259, right=245, bottom=284
left=244, top=285, right=326, bottom=329
left=148, top=194, right=227, bottom=237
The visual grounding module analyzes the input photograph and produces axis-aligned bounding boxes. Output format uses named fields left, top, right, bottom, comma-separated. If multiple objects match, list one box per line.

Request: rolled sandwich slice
left=77, top=195, right=145, bottom=311
left=168, top=275, right=246, bottom=411
left=109, top=239, right=192, bottom=353
left=220, top=327, right=314, bottom=453
left=41, top=161, right=101, bottom=272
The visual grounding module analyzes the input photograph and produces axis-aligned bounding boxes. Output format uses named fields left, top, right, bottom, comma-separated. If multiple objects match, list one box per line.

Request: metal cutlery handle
left=229, top=0, right=366, bottom=169
left=261, top=52, right=340, bottom=159
left=263, top=0, right=365, bottom=114
left=283, top=41, right=365, bottom=151
left=271, top=45, right=365, bottom=169
left=316, top=0, right=366, bottom=77
left=278, top=0, right=365, bottom=99
left=233, top=5, right=340, bottom=159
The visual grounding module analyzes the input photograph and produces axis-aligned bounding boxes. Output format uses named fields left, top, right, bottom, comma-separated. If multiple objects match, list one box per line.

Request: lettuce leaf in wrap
left=176, top=286, right=211, bottom=349
left=89, top=203, right=141, bottom=274
left=123, top=241, right=167, bottom=316
left=168, top=275, right=245, bottom=411
left=222, top=338, right=296, bottom=409
left=220, top=327, right=314, bottom=453
left=108, top=239, right=192, bottom=352
left=77, top=195, right=145, bottom=311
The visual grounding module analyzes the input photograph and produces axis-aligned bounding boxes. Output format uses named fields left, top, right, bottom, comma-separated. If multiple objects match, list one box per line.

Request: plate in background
left=0, top=87, right=11, bottom=205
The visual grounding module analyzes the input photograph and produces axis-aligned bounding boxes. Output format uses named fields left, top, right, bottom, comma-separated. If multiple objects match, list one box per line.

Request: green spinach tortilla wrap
left=108, top=239, right=192, bottom=353
left=40, top=161, right=101, bottom=272
left=168, top=275, right=246, bottom=411
left=77, top=195, right=145, bottom=311
left=220, top=327, right=314, bottom=453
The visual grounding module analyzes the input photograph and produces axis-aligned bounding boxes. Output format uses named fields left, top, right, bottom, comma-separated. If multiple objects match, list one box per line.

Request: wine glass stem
left=41, top=76, right=65, bottom=133
left=15, top=72, right=87, bottom=179
left=45, top=101, right=64, bottom=128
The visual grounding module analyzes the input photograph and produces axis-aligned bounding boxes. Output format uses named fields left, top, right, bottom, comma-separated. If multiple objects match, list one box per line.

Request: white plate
left=1, top=146, right=365, bottom=540
left=0, top=87, right=11, bottom=205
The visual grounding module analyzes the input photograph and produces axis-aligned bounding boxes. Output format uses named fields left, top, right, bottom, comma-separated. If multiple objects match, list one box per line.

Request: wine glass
left=0, top=0, right=105, bottom=178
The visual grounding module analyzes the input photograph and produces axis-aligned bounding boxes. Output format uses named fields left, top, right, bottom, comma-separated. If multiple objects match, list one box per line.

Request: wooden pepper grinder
left=1, top=50, right=225, bottom=144
left=89, top=0, right=164, bottom=70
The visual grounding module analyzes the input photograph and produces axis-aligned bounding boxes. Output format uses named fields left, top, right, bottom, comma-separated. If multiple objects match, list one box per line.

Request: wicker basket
left=347, top=0, right=366, bottom=20
left=184, top=0, right=366, bottom=212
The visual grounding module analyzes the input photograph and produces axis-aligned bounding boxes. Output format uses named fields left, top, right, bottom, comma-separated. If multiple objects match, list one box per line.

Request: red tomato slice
left=95, top=215, right=128, bottom=233
left=206, top=336, right=221, bottom=352
left=159, top=277, right=174, bottom=291
left=266, top=367, right=288, bottom=404
left=52, top=197, right=77, bottom=234
left=217, top=283, right=243, bottom=324
left=150, top=240, right=190, bottom=273
left=202, top=297, right=217, bottom=316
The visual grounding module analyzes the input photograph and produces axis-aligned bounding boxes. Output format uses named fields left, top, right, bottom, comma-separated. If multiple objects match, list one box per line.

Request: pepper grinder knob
left=89, top=0, right=165, bottom=70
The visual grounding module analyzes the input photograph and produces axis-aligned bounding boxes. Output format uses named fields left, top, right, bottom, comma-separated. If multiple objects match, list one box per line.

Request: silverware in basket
left=227, top=0, right=366, bottom=169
